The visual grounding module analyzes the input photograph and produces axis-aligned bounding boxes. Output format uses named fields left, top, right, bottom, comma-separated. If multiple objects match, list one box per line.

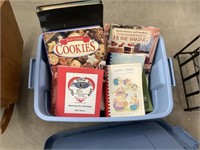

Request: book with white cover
left=105, top=63, right=145, bottom=117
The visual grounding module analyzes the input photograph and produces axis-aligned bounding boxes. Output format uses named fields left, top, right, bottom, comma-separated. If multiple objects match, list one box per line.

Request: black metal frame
left=174, top=34, right=200, bottom=111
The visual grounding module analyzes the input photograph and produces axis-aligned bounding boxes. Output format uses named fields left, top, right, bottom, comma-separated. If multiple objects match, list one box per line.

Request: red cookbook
left=43, top=26, right=106, bottom=115
left=56, top=66, right=104, bottom=117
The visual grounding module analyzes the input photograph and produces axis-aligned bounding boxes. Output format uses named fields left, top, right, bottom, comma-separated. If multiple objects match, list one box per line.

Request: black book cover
left=36, top=0, right=103, bottom=32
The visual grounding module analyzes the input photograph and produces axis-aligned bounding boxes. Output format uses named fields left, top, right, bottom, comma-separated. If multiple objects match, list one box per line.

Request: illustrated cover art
left=106, top=52, right=153, bottom=113
left=43, top=26, right=106, bottom=115
left=107, top=23, right=160, bottom=73
left=106, top=63, right=145, bottom=117
left=56, top=66, right=104, bottom=117
left=43, top=26, right=106, bottom=71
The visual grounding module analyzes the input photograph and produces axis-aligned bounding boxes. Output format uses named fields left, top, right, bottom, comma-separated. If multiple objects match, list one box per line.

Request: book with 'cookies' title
left=43, top=26, right=106, bottom=115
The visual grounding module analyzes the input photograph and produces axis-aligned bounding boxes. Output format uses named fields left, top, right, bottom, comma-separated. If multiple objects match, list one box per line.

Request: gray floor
left=1, top=0, right=200, bottom=149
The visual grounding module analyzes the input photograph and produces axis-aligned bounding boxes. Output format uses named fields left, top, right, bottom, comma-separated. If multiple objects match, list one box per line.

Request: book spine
left=105, top=53, right=112, bottom=117
left=104, top=66, right=111, bottom=117
left=50, top=77, right=56, bottom=116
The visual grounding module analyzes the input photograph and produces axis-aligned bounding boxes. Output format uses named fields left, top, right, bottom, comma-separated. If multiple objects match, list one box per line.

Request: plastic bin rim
left=33, top=34, right=173, bottom=122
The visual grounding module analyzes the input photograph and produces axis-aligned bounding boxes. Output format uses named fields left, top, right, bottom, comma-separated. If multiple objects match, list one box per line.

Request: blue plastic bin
left=29, top=35, right=175, bottom=122
left=44, top=120, right=199, bottom=149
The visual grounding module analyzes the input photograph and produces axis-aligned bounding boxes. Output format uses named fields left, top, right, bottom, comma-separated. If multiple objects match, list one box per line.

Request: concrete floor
left=1, top=0, right=200, bottom=149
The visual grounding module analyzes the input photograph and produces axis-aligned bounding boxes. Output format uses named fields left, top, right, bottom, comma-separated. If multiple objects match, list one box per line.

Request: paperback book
left=56, top=66, right=104, bottom=117
left=106, top=52, right=153, bottom=113
left=105, top=63, right=145, bottom=117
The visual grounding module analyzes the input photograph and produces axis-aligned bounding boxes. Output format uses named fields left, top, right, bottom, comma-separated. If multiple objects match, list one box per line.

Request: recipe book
left=107, top=52, right=153, bottom=112
left=43, top=25, right=106, bottom=115
left=105, top=63, right=145, bottom=117
left=56, top=66, right=104, bottom=117
left=107, top=23, right=160, bottom=73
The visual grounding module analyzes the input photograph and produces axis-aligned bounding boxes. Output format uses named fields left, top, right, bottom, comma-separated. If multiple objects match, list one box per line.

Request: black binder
left=36, top=0, right=103, bottom=32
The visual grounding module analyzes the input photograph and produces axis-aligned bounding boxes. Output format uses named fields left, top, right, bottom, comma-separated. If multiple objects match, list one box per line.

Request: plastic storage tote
left=28, top=35, right=176, bottom=122
left=44, top=119, right=199, bottom=149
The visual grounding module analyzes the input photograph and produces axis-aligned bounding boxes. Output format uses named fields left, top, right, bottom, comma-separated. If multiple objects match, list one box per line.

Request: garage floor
left=1, top=0, right=200, bottom=149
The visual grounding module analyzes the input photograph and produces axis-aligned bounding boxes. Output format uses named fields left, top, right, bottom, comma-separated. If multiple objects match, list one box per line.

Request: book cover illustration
left=56, top=66, right=104, bottom=117
left=43, top=26, right=106, bottom=71
left=107, top=52, right=153, bottom=112
left=43, top=26, right=106, bottom=115
left=107, top=63, right=145, bottom=117
left=107, top=24, right=160, bottom=73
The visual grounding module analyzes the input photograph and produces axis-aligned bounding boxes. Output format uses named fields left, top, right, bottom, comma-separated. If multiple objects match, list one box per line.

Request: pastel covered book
left=106, top=52, right=153, bottom=113
left=56, top=66, right=104, bottom=117
left=105, top=63, right=145, bottom=117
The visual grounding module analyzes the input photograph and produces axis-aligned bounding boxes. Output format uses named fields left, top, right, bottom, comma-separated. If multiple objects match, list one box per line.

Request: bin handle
left=28, top=58, right=36, bottom=89
left=28, top=58, right=176, bottom=88
left=168, top=58, right=176, bottom=86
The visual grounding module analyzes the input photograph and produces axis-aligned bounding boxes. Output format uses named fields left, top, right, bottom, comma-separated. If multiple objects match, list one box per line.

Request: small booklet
left=107, top=52, right=146, bottom=65
left=105, top=63, right=145, bottom=117
left=107, top=52, right=153, bottom=113
left=56, top=66, right=104, bottom=117
left=107, top=23, right=160, bottom=73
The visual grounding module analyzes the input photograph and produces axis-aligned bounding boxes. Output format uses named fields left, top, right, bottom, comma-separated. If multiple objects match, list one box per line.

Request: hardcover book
left=56, top=66, right=104, bottom=117
left=107, top=23, right=160, bottom=73
left=43, top=25, right=106, bottom=115
left=105, top=63, right=145, bottom=117
left=43, top=26, right=106, bottom=71
left=36, top=0, right=103, bottom=32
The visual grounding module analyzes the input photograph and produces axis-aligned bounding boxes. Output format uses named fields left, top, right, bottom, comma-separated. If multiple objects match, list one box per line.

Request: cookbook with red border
left=56, top=66, right=104, bottom=117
